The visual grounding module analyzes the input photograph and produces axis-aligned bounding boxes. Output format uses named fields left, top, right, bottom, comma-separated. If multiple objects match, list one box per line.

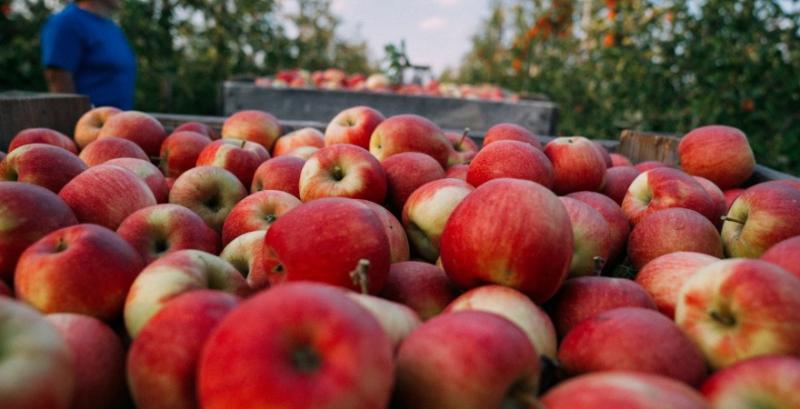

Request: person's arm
left=41, top=14, right=81, bottom=95
left=44, top=67, right=76, bottom=94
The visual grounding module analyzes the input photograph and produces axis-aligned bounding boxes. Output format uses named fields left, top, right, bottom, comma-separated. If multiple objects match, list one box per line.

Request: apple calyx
left=331, top=165, right=345, bottom=181
left=593, top=256, right=607, bottom=274
left=54, top=237, right=68, bottom=253
left=710, top=308, right=737, bottom=328
left=349, top=258, right=371, bottom=294
left=292, top=345, right=321, bottom=373
left=721, top=215, right=746, bottom=225
left=263, top=214, right=277, bottom=224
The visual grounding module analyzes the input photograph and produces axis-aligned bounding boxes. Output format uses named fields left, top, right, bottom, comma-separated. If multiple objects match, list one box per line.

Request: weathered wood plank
left=0, top=92, right=92, bottom=150
left=617, top=130, right=681, bottom=166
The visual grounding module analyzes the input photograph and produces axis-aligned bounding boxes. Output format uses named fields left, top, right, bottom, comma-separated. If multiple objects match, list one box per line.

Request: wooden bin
left=0, top=91, right=92, bottom=150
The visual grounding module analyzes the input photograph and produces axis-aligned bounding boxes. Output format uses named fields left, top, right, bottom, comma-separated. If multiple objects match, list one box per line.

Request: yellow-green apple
left=445, top=285, right=557, bottom=364
left=593, top=141, right=613, bottom=167
left=380, top=261, right=458, bottom=320
left=221, top=109, right=281, bottom=151
left=369, top=114, right=451, bottom=168
left=559, top=307, right=707, bottom=385
left=0, top=182, right=77, bottom=281
left=221, top=190, right=301, bottom=245
left=701, top=355, right=800, bottom=409
left=676, top=259, right=800, bottom=369
left=467, top=140, right=554, bottom=189
left=196, top=139, right=270, bottom=188
left=543, top=136, right=607, bottom=195
left=610, top=152, right=633, bottom=167
left=15, top=224, right=144, bottom=320
left=263, top=198, right=391, bottom=293
left=168, top=166, right=247, bottom=231
left=59, top=164, right=157, bottom=229
left=559, top=197, right=612, bottom=277
left=46, top=313, right=126, bottom=409
left=173, top=121, right=219, bottom=140
left=9, top=128, right=78, bottom=154
left=358, top=199, right=410, bottom=263
left=622, top=167, right=717, bottom=225
left=381, top=152, right=445, bottom=212
left=345, top=292, right=421, bottom=350
left=251, top=156, right=305, bottom=197
left=482, top=122, right=542, bottom=150
left=440, top=178, right=572, bottom=303
left=635, top=251, right=720, bottom=318
left=127, top=290, right=238, bottom=409
left=394, top=310, right=539, bottom=409
left=74, top=106, right=121, bottom=148
left=600, top=166, right=640, bottom=205
left=628, top=208, right=723, bottom=269
left=117, top=204, right=220, bottom=264
left=721, top=182, right=800, bottom=258
left=762, top=236, right=800, bottom=279
left=565, top=191, right=630, bottom=270
left=694, top=176, right=727, bottom=229
left=78, top=136, right=149, bottom=166
left=197, top=282, right=394, bottom=409
left=444, top=130, right=479, bottom=165
left=284, top=145, right=319, bottom=160
left=0, top=143, right=86, bottom=193
left=402, top=178, right=474, bottom=262
left=635, top=160, right=669, bottom=172
left=444, top=164, right=468, bottom=180
left=547, top=276, right=657, bottom=337
left=97, top=111, right=167, bottom=157
left=366, top=73, right=390, bottom=91
left=159, top=130, right=212, bottom=178
left=272, top=127, right=324, bottom=156
left=220, top=231, right=268, bottom=290
left=124, top=249, right=249, bottom=337
left=723, top=188, right=744, bottom=210
left=679, top=125, right=755, bottom=189
left=540, top=371, right=711, bottom=409
left=105, top=158, right=169, bottom=203
left=0, top=297, right=74, bottom=409
left=299, top=144, right=387, bottom=203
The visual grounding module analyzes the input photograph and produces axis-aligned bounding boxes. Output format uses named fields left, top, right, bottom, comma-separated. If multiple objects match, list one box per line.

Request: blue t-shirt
left=41, top=4, right=136, bottom=109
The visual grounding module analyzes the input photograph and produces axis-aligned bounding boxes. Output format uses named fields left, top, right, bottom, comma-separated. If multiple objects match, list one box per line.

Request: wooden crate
left=0, top=91, right=92, bottom=150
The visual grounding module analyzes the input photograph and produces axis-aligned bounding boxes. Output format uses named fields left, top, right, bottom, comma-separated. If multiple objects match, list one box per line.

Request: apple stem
left=721, top=215, right=745, bottom=225
left=349, top=259, right=371, bottom=294
left=458, top=127, right=471, bottom=148
left=593, top=256, right=607, bottom=274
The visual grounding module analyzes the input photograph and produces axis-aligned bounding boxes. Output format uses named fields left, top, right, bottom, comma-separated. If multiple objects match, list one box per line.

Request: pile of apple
left=0, top=103, right=799, bottom=409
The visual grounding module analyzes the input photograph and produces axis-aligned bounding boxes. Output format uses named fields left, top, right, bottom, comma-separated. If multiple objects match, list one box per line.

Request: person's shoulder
left=44, top=4, right=83, bottom=31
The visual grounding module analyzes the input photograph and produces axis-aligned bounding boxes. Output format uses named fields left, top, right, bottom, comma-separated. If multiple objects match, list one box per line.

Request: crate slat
left=0, top=92, right=92, bottom=150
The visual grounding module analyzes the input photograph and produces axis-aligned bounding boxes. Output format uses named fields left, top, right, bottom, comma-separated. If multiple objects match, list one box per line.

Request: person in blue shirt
left=41, top=0, right=136, bottom=109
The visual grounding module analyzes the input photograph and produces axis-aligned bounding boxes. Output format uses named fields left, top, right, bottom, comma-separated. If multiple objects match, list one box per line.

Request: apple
left=74, top=106, right=121, bottom=148
left=723, top=188, right=744, bottom=211
left=565, top=191, right=630, bottom=270
left=0, top=143, right=86, bottom=193
left=445, top=285, right=557, bottom=363
left=9, top=128, right=78, bottom=154
left=220, top=231, right=268, bottom=290
left=543, top=136, right=607, bottom=195
left=622, top=167, right=717, bottom=225
left=78, top=136, right=150, bottom=166
left=402, top=178, right=474, bottom=262
left=128, top=290, right=239, bottom=409
left=0, top=297, right=74, bottom=409
left=635, top=251, right=720, bottom=319
left=444, top=164, right=468, bottom=180
left=197, top=282, right=394, bottom=409
left=250, top=155, right=305, bottom=197
left=299, top=144, right=387, bottom=203
left=467, top=140, right=554, bottom=188
left=173, top=121, right=219, bottom=140
left=440, top=178, right=572, bottom=303
left=761, top=236, right=800, bottom=279
left=381, top=152, right=445, bottom=212
left=635, top=160, right=669, bottom=172
left=721, top=181, right=800, bottom=258
left=380, top=261, right=457, bottom=321
left=593, top=141, right=613, bottom=167
left=540, top=371, right=711, bottom=409
left=701, top=355, right=800, bottom=409
left=694, top=176, right=727, bottom=228
left=345, top=292, right=421, bottom=350
left=117, top=203, right=221, bottom=264
left=482, top=122, right=542, bottom=149
left=600, top=166, right=640, bottom=205
left=369, top=114, right=451, bottom=168
left=168, top=166, right=248, bottom=231
left=124, top=249, right=250, bottom=337
left=59, top=164, right=157, bottom=230
left=358, top=199, right=410, bottom=263
left=221, top=109, right=281, bottom=151
left=196, top=139, right=270, bottom=188
left=679, top=125, right=755, bottom=189
left=263, top=198, right=391, bottom=293
left=105, top=157, right=169, bottom=203
left=366, top=73, right=390, bottom=90
left=221, top=189, right=302, bottom=246
left=283, top=145, right=319, bottom=160
left=46, top=313, right=126, bottom=409
left=159, top=130, right=212, bottom=178
left=559, top=197, right=612, bottom=276
left=394, top=310, right=539, bottom=409
left=444, top=130, right=479, bottom=165
left=628, top=208, right=723, bottom=269
left=547, top=276, right=657, bottom=337
left=675, top=259, right=800, bottom=369
left=559, top=307, right=707, bottom=385
left=610, top=152, right=633, bottom=167
left=272, top=127, right=324, bottom=156
left=97, top=111, right=167, bottom=157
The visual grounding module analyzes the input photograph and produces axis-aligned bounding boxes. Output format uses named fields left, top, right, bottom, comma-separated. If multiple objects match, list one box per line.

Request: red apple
left=380, top=261, right=457, bottom=321
left=444, top=164, right=468, bottom=180
left=543, top=136, right=607, bottom=195
left=381, top=151, right=445, bottom=212
left=173, top=121, right=219, bottom=140
left=701, top=355, right=800, bottom=409
left=283, top=145, right=319, bottom=160
left=78, top=136, right=150, bottom=166
left=628, top=208, right=723, bottom=269
left=723, top=188, right=744, bottom=211
left=250, top=155, right=305, bottom=197
left=600, top=166, right=640, bottom=205
left=694, top=176, right=727, bottom=228
left=622, top=167, right=717, bottom=225
left=97, top=111, right=167, bottom=157
left=610, top=152, right=633, bottom=167
left=559, top=197, right=612, bottom=277
left=221, top=190, right=302, bottom=245
left=593, top=141, right=613, bottom=167
left=197, top=282, right=394, bottom=409
left=440, top=178, right=572, bottom=303
left=272, top=127, right=324, bottom=156
left=168, top=166, right=248, bottom=231
left=444, top=130, right=479, bottom=165
left=196, top=139, right=270, bottom=188
left=482, top=122, right=542, bottom=149
left=369, top=114, right=451, bottom=168
left=9, top=128, right=77, bottom=154
left=220, top=230, right=268, bottom=290
left=358, top=199, right=410, bottom=263
left=159, top=130, right=212, bottom=178
left=761, top=236, right=800, bottom=279
left=299, top=144, right=387, bottom=203
left=635, top=160, right=669, bottom=172
left=15, top=224, right=144, bottom=320
left=74, top=106, right=121, bottom=148
left=467, top=140, right=554, bottom=188
left=679, top=125, right=755, bottom=189
left=565, top=191, right=630, bottom=270
left=0, top=143, right=86, bottom=193
left=105, top=157, right=169, bottom=203
left=221, top=109, right=281, bottom=151
left=635, top=251, right=720, bottom=319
